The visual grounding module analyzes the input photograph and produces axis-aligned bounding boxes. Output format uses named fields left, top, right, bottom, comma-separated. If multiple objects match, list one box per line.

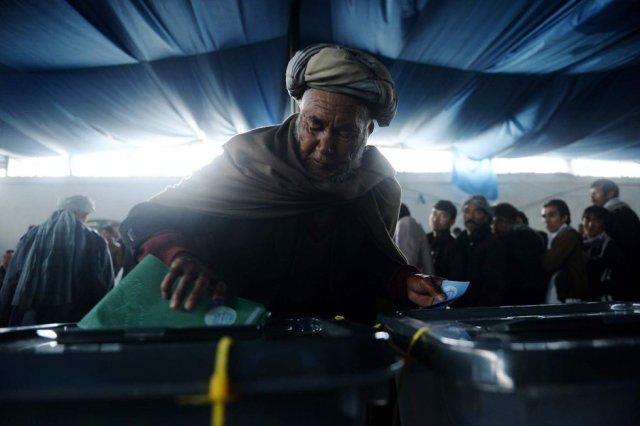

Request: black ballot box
left=379, top=302, right=640, bottom=426
left=0, top=318, right=402, bottom=426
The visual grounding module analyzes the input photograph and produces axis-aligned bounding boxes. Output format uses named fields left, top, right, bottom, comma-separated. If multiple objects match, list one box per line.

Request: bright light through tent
left=377, top=148, right=452, bottom=173
left=4, top=147, right=640, bottom=178
left=71, top=144, right=224, bottom=177
left=571, top=159, right=640, bottom=178
left=8, top=155, right=70, bottom=177
left=493, top=157, right=572, bottom=174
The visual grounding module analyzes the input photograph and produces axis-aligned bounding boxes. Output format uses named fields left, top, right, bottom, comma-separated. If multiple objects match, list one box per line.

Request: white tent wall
left=0, top=174, right=639, bottom=253
left=0, top=177, right=177, bottom=252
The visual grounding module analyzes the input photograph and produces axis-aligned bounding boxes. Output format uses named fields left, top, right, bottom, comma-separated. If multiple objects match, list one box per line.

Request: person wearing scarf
left=0, top=195, right=114, bottom=326
left=120, top=44, right=445, bottom=324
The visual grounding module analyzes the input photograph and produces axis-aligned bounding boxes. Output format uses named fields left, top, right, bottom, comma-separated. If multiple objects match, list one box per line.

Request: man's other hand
left=406, top=274, right=446, bottom=307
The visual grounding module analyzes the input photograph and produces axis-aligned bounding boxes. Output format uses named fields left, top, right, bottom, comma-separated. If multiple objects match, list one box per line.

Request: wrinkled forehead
left=300, top=89, right=369, bottom=119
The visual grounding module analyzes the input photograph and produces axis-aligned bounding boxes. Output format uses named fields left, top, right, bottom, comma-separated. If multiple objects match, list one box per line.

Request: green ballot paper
left=78, top=255, right=269, bottom=329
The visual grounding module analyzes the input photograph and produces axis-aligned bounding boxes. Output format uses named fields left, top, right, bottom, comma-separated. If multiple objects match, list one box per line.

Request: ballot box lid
left=0, top=317, right=402, bottom=402
left=379, top=302, right=640, bottom=389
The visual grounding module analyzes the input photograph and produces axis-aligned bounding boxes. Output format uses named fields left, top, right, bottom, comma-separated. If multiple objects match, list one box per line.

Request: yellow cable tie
left=393, top=326, right=430, bottom=426
left=210, top=336, right=233, bottom=426
left=175, top=336, right=233, bottom=426
left=334, top=315, right=345, bottom=321
left=406, top=326, right=430, bottom=357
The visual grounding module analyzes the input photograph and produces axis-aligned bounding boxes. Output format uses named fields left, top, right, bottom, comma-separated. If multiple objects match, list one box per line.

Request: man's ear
left=367, top=121, right=375, bottom=136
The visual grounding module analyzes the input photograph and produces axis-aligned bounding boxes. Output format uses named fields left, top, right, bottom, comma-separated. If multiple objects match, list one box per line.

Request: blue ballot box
left=0, top=318, right=402, bottom=426
left=379, top=302, right=640, bottom=426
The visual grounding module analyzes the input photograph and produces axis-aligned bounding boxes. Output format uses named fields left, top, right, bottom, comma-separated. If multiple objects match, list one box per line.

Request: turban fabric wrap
left=286, top=44, right=398, bottom=127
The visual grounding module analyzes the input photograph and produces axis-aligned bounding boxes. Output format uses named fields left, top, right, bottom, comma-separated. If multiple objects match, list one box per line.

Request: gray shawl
left=151, top=114, right=406, bottom=263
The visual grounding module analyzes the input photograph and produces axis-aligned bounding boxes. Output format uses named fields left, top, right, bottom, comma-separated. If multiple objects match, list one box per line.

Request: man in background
left=0, top=250, right=14, bottom=286
left=394, top=203, right=434, bottom=274
left=427, top=200, right=457, bottom=278
left=101, top=225, right=124, bottom=277
left=451, top=195, right=508, bottom=307
left=0, top=195, right=114, bottom=326
left=581, top=206, right=624, bottom=301
left=590, top=179, right=640, bottom=299
left=541, top=199, right=588, bottom=303
left=493, top=202, right=546, bottom=305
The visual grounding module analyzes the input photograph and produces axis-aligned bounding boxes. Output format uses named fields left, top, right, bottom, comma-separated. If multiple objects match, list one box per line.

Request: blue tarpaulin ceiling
left=1, top=0, right=639, bottom=163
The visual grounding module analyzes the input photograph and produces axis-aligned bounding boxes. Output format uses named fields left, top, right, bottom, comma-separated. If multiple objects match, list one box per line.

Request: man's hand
left=160, top=253, right=224, bottom=310
left=406, top=274, right=446, bottom=307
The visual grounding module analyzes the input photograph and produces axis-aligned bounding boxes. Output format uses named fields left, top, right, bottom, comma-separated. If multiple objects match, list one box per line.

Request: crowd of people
left=395, top=178, right=640, bottom=307
left=0, top=44, right=637, bottom=328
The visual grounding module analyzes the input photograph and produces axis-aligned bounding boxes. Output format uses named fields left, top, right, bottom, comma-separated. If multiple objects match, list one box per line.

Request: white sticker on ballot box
left=204, top=306, right=237, bottom=325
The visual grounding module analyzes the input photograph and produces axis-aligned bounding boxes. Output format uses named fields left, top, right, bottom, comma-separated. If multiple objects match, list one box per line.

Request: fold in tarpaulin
left=0, top=0, right=638, bottom=160
left=451, top=146, right=498, bottom=200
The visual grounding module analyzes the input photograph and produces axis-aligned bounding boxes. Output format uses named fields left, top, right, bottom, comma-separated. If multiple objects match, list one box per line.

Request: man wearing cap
left=120, top=44, right=445, bottom=324
left=450, top=195, right=508, bottom=307
left=426, top=200, right=457, bottom=278
left=0, top=195, right=114, bottom=326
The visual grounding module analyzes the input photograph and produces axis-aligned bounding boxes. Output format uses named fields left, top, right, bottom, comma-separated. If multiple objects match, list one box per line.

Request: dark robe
left=120, top=114, right=415, bottom=324
left=0, top=210, right=114, bottom=326
left=449, top=223, right=508, bottom=307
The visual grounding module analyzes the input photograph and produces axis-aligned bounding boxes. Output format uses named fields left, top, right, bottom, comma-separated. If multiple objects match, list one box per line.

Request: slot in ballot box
left=379, top=302, right=640, bottom=426
left=0, top=317, right=402, bottom=426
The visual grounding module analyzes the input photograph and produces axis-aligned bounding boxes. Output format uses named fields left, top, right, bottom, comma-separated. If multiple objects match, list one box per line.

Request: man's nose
left=316, top=131, right=336, bottom=154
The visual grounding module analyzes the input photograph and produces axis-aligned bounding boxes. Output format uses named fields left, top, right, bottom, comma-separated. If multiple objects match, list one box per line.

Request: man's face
left=590, top=186, right=609, bottom=207
left=492, top=216, right=513, bottom=237
left=541, top=205, right=567, bottom=233
left=582, top=214, right=606, bottom=239
left=297, top=89, right=373, bottom=179
left=430, top=208, right=454, bottom=233
left=462, top=203, right=489, bottom=233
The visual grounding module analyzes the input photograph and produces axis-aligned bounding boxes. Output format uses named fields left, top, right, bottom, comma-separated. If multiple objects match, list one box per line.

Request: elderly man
left=120, top=44, right=444, bottom=324
left=0, top=195, right=114, bottom=326
left=450, top=195, right=508, bottom=307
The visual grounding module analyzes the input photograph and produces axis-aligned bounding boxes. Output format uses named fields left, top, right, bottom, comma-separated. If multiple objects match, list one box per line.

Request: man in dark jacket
left=426, top=200, right=457, bottom=278
left=493, top=202, right=547, bottom=305
left=590, top=179, right=640, bottom=300
left=541, top=199, right=588, bottom=303
left=450, top=195, right=508, bottom=307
